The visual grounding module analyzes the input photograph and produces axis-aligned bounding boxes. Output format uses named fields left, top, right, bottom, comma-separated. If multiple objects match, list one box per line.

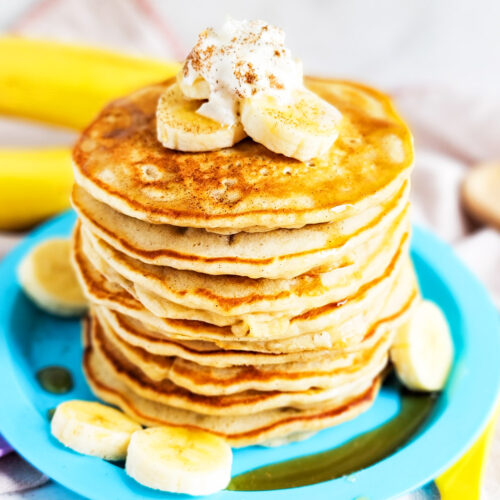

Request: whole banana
left=0, top=148, right=72, bottom=230
left=0, top=37, right=180, bottom=129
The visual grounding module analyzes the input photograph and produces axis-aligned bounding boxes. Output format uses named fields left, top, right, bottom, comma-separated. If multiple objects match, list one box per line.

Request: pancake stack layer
left=71, top=77, right=418, bottom=447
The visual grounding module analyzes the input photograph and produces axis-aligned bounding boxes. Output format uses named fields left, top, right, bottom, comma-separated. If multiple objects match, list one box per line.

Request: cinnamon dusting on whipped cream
left=182, top=18, right=303, bottom=125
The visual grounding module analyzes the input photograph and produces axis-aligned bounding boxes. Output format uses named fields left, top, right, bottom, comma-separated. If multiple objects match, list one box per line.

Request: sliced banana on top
left=126, top=426, right=232, bottom=495
left=18, top=238, right=88, bottom=317
left=241, top=87, right=342, bottom=161
left=176, top=70, right=210, bottom=100
left=156, top=83, right=246, bottom=152
left=391, top=300, right=453, bottom=392
left=51, top=400, right=141, bottom=460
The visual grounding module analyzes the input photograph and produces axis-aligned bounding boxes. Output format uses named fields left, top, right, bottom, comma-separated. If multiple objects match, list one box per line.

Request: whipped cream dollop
left=181, top=18, right=304, bottom=125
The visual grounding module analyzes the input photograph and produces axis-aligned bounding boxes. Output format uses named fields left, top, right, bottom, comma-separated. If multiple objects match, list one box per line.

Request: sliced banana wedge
left=176, top=70, right=210, bottom=100
left=391, top=300, right=453, bottom=392
left=156, top=83, right=246, bottom=152
left=18, top=238, right=88, bottom=317
left=241, top=87, right=342, bottom=161
left=51, top=400, right=141, bottom=460
left=126, top=426, right=232, bottom=495
left=462, top=162, right=500, bottom=230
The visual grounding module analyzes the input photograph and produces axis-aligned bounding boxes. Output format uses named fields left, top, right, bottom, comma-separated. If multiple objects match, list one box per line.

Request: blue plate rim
left=0, top=211, right=499, bottom=500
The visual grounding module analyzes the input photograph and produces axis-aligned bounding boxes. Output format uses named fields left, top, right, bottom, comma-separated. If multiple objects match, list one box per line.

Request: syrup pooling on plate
left=228, top=388, right=437, bottom=491
left=36, top=366, right=73, bottom=394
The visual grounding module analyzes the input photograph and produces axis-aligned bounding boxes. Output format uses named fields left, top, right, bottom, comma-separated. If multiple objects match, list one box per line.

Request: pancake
left=97, top=306, right=338, bottom=368
left=71, top=180, right=409, bottom=278
left=96, top=305, right=399, bottom=395
left=84, top=338, right=381, bottom=447
left=79, top=208, right=409, bottom=318
left=92, top=258, right=417, bottom=377
left=77, top=219, right=410, bottom=338
left=101, top=254, right=418, bottom=357
left=133, top=237, right=412, bottom=342
left=72, top=225, right=240, bottom=329
left=72, top=77, right=413, bottom=232
left=88, top=312, right=386, bottom=416
left=144, top=333, right=391, bottom=396
left=96, top=272, right=416, bottom=368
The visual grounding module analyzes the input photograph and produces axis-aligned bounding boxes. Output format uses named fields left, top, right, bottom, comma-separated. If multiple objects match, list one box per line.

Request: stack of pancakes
left=71, top=77, right=418, bottom=447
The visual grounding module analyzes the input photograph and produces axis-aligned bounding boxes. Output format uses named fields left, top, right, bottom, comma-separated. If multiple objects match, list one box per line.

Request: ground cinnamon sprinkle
left=268, top=74, right=284, bottom=90
left=184, top=31, right=214, bottom=75
left=234, top=61, right=258, bottom=88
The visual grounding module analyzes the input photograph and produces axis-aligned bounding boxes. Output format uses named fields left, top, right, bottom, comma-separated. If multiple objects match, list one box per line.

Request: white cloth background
left=0, top=0, right=499, bottom=498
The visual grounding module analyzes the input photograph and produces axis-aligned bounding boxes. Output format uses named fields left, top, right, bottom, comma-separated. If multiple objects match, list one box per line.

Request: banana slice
left=176, top=70, right=210, bottom=100
left=18, top=238, right=88, bottom=317
left=126, top=426, right=232, bottom=495
left=156, top=83, right=246, bottom=152
left=51, top=400, right=141, bottom=460
left=391, top=300, right=453, bottom=391
left=462, top=162, right=500, bottom=230
left=241, top=87, right=342, bottom=161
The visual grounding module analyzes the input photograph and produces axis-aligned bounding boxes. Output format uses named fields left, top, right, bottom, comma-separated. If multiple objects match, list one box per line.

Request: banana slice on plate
left=51, top=400, right=141, bottom=460
left=126, top=426, right=232, bottom=495
left=18, top=238, right=88, bottom=317
left=241, top=87, right=342, bottom=161
left=391, top=300, right=454, bottom=392
left=156, top=83, right=246, bottom=152
left=176, top=70, right=210, bottom=100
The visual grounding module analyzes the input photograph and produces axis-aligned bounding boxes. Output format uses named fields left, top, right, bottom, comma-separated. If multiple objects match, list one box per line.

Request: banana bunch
left=164, top=72, right=342, bottom=161
left=0, top=37, right=179, bottom=231
left=52, top=400, right=233, bottom=495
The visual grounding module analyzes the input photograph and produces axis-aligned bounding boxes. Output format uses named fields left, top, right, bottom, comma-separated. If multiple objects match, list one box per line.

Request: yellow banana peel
left=0, top=148, right=72, bottom=230
left=0, top=37, right=180, bottom=129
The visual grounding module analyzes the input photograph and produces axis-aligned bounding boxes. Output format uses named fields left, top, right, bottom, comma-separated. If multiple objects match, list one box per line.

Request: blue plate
left=0, top=211, right=499, bottom=500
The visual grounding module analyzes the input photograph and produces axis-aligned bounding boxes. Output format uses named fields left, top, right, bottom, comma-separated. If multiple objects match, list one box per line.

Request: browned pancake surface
left=73, top=77, right=413, bottom=230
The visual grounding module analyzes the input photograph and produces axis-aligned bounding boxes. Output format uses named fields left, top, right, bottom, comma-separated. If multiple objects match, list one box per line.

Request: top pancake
left=73, top=77, right=413, bottom=231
